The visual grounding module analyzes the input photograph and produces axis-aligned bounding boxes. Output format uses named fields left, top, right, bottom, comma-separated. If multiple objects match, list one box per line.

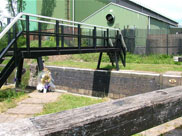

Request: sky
left=130, top=0, right=182, bottom=25
left=0, top=0, right=8, bottom=15
left=0, top=0, right=182, bottom=25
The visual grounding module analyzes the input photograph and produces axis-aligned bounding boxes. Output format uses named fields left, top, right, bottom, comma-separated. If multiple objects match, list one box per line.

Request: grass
left=71, top=53, right=181, bottom=65
left=43, top=53, right=182, bottom=73
left=36, top=93, right=108, bottom=116
left=46, top=60, right=182, bottom=73
left=132, top=134, right=143, bottom=136
left=0, top=88, right=28, bottom=113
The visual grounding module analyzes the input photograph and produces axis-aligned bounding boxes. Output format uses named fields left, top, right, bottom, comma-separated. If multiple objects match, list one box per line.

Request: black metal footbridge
left=0, top=13, right=127, bottom=88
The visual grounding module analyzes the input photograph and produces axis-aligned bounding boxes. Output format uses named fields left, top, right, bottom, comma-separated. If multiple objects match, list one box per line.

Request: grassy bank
left=44, top=53, right=182, bottom=73
left=71, top=53, right=180, bottom=65
left=0, top=88, right=28, bottom=113
left=36, top=93, right=108, bottom=116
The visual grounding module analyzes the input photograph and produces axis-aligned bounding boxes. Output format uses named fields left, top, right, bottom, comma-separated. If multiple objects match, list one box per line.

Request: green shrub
left=0, top=35, right=8, bottom=51
left=0, top=89, right=25, bottom=102
left=17, top=36, right=26, bottom=47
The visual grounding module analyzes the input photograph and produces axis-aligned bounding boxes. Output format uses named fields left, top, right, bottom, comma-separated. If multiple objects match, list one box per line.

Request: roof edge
left=82, top=2, right=149, bottom=23
left=82, top=2, right=178, bottom=27
left=127, top=0, right=178, bottom=25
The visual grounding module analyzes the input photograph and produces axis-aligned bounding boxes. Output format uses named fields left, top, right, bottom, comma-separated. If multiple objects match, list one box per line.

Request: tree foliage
left=6, top=0, right=26, bottom=30
left=41, top=0, right=56, bottom=30
left=7, top=0, right=26, bottom=16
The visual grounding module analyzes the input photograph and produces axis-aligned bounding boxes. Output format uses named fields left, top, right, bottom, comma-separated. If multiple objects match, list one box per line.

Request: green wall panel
left=23, top=0, right=171, bottom=35
left=24, top=0, right=37, bottom=14
left=24, top=0, right=37, bottom=30
left=75, top=0, right=109, bottom=22
left=25, top=0, right=67, bottom=30
left=37, top=0, right=66, bottom=19
left=82, top=4, right=149, bottom=29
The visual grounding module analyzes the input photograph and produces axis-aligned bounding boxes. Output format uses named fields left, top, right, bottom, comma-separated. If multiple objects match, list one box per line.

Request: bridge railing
left=0, top=13, right=120, bottom=50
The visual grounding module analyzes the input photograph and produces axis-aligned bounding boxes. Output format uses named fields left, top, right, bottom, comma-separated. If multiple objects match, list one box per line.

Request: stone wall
left=29, top=65, right=182, bottom=99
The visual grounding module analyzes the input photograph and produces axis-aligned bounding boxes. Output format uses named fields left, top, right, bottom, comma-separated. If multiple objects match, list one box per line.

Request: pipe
left=72, top=0, right=75, bottom=35
left=73, top=0, right=74, bottom=22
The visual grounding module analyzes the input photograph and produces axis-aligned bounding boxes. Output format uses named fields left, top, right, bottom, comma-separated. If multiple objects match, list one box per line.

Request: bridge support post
left=37, top=57, right=44, bottom=71
left=97, top=52, right=103, bottom=69
left=115, top=52, right=119, bottom=71
left=7, top=18, right=11, bottom=44
left=15, top=58, right=24, bottom=88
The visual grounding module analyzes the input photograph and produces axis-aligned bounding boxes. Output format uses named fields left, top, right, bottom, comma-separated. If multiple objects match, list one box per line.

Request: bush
left=0, top=89, right=24, bottom=102
left=17, top=36, right=26, bottom=47
left=0, top=35, right=8, bottom=51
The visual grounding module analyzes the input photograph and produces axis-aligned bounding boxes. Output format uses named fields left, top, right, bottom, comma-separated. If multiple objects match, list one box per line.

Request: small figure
left=36, top=68, right=55, bottom=93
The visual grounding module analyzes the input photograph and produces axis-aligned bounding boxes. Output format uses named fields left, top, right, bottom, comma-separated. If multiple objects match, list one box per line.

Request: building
left=24, top=0, right=178, bottom=30
left=23, top=0, right=179, bottom=55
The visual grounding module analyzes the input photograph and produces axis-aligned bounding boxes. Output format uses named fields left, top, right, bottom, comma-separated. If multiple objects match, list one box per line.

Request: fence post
left=61, top=25, right=64, bottom=48
left=26, top=15, right=30, bottom=53
left=55, top=20, right=59, bottom=49
left=166, top=34, right=169, bottom=55
left=103, top=31, right=106, bottom=47
left=116, top=30, right=120, bottom=48
left=93, top=27, right=96, bottom=48
left=78, top=24, right=81, bottom=49
left=7, top=18, right=11, bottom=44
left=107, top=28, right=109, bottom=47
left=38, top=22, right=41, bottom=48
left=13, top=24, right=17, bottom=66
left=146, top=26, right=150, bottom=55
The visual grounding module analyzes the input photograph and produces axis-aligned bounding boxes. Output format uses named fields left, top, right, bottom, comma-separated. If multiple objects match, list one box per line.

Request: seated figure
left=36, top=68, right=55, bottom=93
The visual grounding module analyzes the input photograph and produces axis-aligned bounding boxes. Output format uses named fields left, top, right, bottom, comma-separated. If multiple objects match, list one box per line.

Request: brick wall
left=29, top=65, right=182, bottom=99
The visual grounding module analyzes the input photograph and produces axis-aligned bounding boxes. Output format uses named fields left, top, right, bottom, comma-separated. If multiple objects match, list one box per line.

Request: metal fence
left=123, top=28, right=182, bottom=55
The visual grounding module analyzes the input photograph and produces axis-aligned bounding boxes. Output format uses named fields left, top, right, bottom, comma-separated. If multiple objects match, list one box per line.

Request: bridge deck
left=7, top=47, right=120, bottom=58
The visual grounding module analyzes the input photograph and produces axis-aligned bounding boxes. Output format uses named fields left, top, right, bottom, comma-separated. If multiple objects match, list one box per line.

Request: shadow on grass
left=99, top=64, right=116, bottom=71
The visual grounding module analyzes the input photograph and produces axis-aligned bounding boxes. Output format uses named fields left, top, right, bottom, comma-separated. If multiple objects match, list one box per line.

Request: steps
left=0, top=56, right=16, bottom=87
left=0, top=30, right=23, bottom=88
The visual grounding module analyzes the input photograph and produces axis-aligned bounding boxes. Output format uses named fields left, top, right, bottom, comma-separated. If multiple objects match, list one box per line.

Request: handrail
left=0, top=13, right=23, bottom=39
left=0, top=12, right=120, bottom=40
left=2, top=16, right=99, bottom=30
left=24, top=13, right=120, bottom=31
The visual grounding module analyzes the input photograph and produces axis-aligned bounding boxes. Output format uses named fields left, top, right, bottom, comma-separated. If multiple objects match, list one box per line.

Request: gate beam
left=1, top=86, right=182, bottom=135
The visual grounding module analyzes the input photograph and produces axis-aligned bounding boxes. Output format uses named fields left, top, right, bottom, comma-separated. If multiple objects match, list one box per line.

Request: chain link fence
left=123, top=28, right=182, bottom=55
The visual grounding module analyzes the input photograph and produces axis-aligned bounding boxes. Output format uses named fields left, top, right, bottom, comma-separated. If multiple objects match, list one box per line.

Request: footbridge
left=0, top=13, right=127, bottom=88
